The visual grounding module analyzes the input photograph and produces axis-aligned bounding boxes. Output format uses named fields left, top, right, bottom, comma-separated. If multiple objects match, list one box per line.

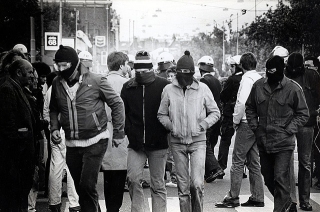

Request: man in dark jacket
left=197, top=55, right=225, bottom=182
left=50, top=45, right=125, bottom=212
left=0, top=59, right=36, bottom=212
left=246, top=55, right=309, bottom=212
left=218, top=55, right=243, bottom=171
left=285, top=53, right=320, bottom=211
left=121, top=50, right=170, bottom=212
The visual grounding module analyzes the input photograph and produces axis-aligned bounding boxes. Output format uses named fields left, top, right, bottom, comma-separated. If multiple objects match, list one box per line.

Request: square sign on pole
left=45, top=32, right=61, bottom=50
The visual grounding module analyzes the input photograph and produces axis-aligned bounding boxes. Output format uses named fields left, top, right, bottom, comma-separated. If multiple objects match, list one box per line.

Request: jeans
left=127, top=148, right=167, bottom=212
left=205, top=122, right=221, bottom=176
left=295, top=126, right=314, bottom=204
left=260, top=150, right=293, bottom=212
left=218, top=116, right=235, bottom=170
left=229, top=122, right=264, bottom=202
left=48, top=134, right=80, bottom=208
left=103, top=170, right=127, bottom=212
left=171, top=141, right=206, bottom=212
left=66, top=138, right=108, bottom=212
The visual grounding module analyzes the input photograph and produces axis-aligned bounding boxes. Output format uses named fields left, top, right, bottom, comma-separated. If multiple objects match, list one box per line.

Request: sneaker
left=300, top=202, right=312, bottom=211
left=215, top=198, right=240, bottom=208
left=69, top=206, right=81, bottom=212
left=205, top=169, right=225, bottom=183
left=241, top=199, right=264, bottom=207
left=166, top=181, right=177, bottom=188
left=288, top=202, right=297, bottom=212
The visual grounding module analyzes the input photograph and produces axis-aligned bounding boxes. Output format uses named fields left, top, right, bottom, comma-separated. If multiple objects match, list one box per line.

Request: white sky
left=112, top=0, right=282, bottom=41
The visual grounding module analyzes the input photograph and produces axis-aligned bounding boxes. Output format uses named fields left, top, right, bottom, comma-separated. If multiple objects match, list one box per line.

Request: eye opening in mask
left=177, top=69, right=191, bottom=73
left=53, top=62, right=72, bottom=72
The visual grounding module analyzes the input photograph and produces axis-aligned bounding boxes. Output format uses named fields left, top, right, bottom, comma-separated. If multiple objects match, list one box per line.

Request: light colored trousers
left=48, top=133, right=80, bottom=208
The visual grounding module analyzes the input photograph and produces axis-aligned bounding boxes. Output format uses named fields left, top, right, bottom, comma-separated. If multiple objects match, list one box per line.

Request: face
left=120, top=61, right=131, bottom=75
left=28, top=70, right=38, bottom=90
left=230, top=64, right=236, bottom=74
left=19, top=62, right=34, bottom=87
left=167, top=72, right=176, bottom=82
left=39, top=75, right=46, bottom=85
left=54, top=62, right=71, bottom=72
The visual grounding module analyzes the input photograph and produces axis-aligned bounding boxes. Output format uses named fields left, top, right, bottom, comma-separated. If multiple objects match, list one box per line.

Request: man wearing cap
left=246, top=55, right=309, bottom=212
left=157, top=52, right=175, bottom=79
left=120, top=50, right=170, bottom=212
left=216, top=52, right=264, bottom=208
left=218, top=55, right=243, bottom=171
left=158, top=51, right=220, bottom=212
left=285, top=53, right=320, bottom=211
left=50, top=45, right=125, bottom=212
left=197, top=55, right=225, bottom=183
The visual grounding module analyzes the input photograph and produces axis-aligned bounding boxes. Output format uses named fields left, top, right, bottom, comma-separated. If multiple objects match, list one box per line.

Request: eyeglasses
left=177, top=69, right=191, bottom=73
left=53, top=62, right=71, bottom=72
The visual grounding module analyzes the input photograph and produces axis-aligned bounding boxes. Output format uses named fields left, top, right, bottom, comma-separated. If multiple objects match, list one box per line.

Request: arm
left=49, top=82, right=62, bottom=144
left=233, top=76, right=254, bottom=124
left=200, top=86, right=221, bottom=130
left=43, top=86, right=51, bottom=123
left=157, top=86, right=173, bottom=131
left=285, top=89, right=309, bottom=134
left=100, top=77, right=125, bottom=139
left=245, top=83, right=259, bottom=132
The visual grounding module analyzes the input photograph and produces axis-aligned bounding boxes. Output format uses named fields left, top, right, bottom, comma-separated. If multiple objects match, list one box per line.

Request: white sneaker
left=166, top=181, right=177, bottom=188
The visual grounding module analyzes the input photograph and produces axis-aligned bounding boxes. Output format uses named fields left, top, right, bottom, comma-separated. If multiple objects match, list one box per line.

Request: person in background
left=0, top=59, right=36, bottom=211
left=197, top=55, right=225, bottom=183
left=285, top=53, right=320, bottom=211
left=246, top=55, right=309, bottom=212
left=166, top=65, right=176, bottom=83
left=216, top=52, right=264, bottom=208
left=121, top=50, right=170, bottom=212
left=218, top=55, right=243, bottom=172
left=158, top=50, right=220, bottom=212
left=101, top=51, right=130, bottom=212
left=50, top=45, right=125, bottom=212
left=157, top=52, right=175, bottom=79
left=13, top=43, right=29, bottom=60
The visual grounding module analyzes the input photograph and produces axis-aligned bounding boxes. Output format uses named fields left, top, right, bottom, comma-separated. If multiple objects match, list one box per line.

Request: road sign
left=45, top=32, right=61, bottom=50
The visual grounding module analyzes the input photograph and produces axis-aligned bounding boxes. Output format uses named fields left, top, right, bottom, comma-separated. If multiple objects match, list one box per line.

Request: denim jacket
left=246, top=77, right=309, bottom=153
left=158, top=78, right=221, bottom=144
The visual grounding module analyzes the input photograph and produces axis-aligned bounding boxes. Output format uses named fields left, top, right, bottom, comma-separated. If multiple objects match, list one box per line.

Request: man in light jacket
left=158, top=51, right=220, bottom=212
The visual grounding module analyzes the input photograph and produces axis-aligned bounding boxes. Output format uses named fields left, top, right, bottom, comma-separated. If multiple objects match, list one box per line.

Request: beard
left=176, top=73, right=194, bottom=87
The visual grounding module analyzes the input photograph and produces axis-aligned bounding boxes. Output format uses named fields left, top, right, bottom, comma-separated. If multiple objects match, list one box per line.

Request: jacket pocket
left=92, top=112, right=102, bottom=130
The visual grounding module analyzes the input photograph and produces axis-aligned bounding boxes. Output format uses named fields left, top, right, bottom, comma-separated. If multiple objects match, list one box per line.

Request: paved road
left=36, top=139, right=320, bottom=212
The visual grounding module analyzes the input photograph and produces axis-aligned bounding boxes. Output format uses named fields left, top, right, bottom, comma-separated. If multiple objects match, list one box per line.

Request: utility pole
left=222, top=21, right=225, bottom=72
left=106, top=4, right=109, bottom=53
left=59, top=0, right=62, bottom=44
left=30, top=17, right=36, bottom=63
left=236, top=13, right=239, bottom=55
left=40, top=0, right=44, bottom=60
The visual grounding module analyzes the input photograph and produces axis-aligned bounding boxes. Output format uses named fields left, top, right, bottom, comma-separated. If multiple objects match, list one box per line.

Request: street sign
left=45, top=32, right=60, bottom=50
left=95, top=36, right=106, bottom=47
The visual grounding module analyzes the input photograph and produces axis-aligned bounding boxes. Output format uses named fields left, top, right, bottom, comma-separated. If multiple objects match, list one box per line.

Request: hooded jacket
left=157, top=78, right=221, bottom=144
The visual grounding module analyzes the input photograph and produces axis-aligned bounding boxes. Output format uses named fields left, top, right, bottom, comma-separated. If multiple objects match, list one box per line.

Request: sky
left=112, top=0, right=283, bottom=42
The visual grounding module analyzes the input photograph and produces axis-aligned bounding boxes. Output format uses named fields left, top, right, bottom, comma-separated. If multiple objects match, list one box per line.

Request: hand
left=51, top=130, right=62, bottom=144
left=112, top=138, right=123, bottom=147
left=233, top=123, right=239, bottom=130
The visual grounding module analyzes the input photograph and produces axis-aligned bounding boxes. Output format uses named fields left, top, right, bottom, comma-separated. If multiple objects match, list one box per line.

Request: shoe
left=166, top=181, right=177, bottom=188
left=69, top=206, right=81, bottom=212
left=243, top=172, right=247, bottom=178
left=241, top=199, right=264, bottom=207
left=314, top=181, right=320, bottom=190
left=289, top=202, right=297, bottom=212
left=141, top=180, right=150, bottom=188
left=215, top=198, right=240, bottom=208
left=300, top=202, right=312, bottom=211
left=217, top=174, right=224, bottom=179
left=205, top=169, right=225, bottom=183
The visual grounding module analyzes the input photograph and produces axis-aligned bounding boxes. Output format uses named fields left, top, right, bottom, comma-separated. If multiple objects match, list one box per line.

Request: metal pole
left=222, top=21, right=225, bottom=71
left=133, top=20, right=134, bottom=50
left=236, top=13, right=239, bottom=55
left=106, top=4, right=109, bottom=53
left=59, top=0, right=62, bottom=44
left=40, top=0, right=44, bottom=61
left=30, top=17, right=36, bottom=63
left=75, top=8, right=77, bottom=51
left=255, top=0, right=256, bottom=19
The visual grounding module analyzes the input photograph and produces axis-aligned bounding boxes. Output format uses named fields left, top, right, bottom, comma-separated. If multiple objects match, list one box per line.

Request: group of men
left=0, top=43, right=319, bottom=212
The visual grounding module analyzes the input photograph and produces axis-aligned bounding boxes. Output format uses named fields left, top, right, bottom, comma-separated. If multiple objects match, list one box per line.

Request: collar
left=172, top=77, right=199, bottom=90
left=107, top=71, right=125, bottom=77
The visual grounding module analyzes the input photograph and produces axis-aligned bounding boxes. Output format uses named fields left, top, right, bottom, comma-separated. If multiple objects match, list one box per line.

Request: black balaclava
left=266, top=55, right=285, bottom=86
left=135, top=71, right=155, bottom=85
left=176, top=72, right=194, bottom=88
left=176, top=50, right=195, bottom=88
left=285, top=52, right=305, bottom=78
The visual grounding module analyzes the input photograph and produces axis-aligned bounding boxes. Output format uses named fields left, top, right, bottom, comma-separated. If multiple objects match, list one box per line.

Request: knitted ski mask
left=176, top=50, right=195, bottom=87
left=286, top=52, right=305, bottom=78
left=266, top=55, right=285, bottom=85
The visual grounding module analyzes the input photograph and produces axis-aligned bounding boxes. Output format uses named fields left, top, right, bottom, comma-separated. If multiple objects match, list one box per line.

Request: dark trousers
left=260, top=150, right=292, bottom=212
left=0, top=149, right=35, bottom=212
left=218, top=116, right=235, bottom=170
left=66, top=139, right=108, bottom=212
left=103, top=170, right=127, bottom=212
left=205, top=121, right=221, bottom=176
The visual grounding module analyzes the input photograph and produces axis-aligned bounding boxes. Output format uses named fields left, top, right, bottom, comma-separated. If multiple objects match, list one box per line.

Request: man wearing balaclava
left=246, top=55, right=309, bottom=212
left=284, top=53, right=320, bottom=211
left=158, top=50, right=220, bottom=212
left=50, top=45, right=125, bottom=212
left=120, top=50, right=170, bottom=212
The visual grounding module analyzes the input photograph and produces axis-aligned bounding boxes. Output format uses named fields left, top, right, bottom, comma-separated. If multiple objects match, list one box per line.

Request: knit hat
left=133, top=50, right=153, bottom=69
left=287, top=52, right=304, bottom=69
left=176, top=50, right=195, bottom=73
left=32, top=62, right=51, bottom=77
left=266, top=55, right=285, bottom=73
